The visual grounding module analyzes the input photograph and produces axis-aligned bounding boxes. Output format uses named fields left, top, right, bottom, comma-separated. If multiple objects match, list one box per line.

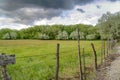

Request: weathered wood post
left=91, top=43, right=97, bottom=71
left=83, top=47, right=86, bottom=80
left=55, top=44, right=60, bottom=80
left=103, top=41, right=106, bottom=60
left=77, top=28, right=83, bottom=80
left=0, top=53, right=15, bottom=80
left=106, top=39, right=109, bottom=57
left=101, top=47, right=103, bottom=65
left=91, top=43, right=97, bottom=80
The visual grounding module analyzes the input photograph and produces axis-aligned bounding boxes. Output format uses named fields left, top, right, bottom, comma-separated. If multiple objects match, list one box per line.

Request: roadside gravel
left=107, top=47, right=120, bottom=80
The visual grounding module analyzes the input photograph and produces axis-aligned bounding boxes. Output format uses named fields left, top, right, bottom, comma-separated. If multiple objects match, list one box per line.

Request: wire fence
left=0, top=39, right=117, bottom=80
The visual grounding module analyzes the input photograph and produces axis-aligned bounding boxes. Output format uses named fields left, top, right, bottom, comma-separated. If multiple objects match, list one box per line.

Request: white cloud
left=0, top=0, right=120, bottom=29
left=0, top=23, right=30, bottom=30
left=33, top=1, right=120, bottom=27
left=34, top=19, right=47, bottom=25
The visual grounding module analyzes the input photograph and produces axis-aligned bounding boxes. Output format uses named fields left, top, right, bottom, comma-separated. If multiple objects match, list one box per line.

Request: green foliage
left=97, top=11, right=120, bottom=40
left=86, top=34, right=96, bottom=40
left=56, top=30, right=69, bottom=40
left=69, top=29, right=85, bottom=40
left=0, top=24, right=100, bottom=40
left=39, top=33, right=50, bottom=40
left=2, top=32, right=18, bottom=40
left=2, top=33, right=10, bottom=39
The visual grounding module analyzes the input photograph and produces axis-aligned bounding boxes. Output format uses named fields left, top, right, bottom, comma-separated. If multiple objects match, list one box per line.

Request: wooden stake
left=91, top=43, right=97, bottom=71
left=91, top=43, right=98, bottom=80
left=83, top=47, right=86, bottom=80
left=103, top=41, right=106, bottom=60
left=1, top=65, right=11, bottom=80
left=101, top=47, right=103, bottom=65
left=55, top=44, right=60, bottom=80
left=77, top=28, right=83, bottom=80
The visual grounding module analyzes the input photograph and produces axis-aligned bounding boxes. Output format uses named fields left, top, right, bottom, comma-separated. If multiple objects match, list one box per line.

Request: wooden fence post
left=91, top=43, right=97, bottom=70
left=55, top=44, right=60, bottom=80
left=1, top=65, right=11, bottom=80
left=106, top=39, right=109, bottom=57
left=77, top=28, right=83, bottom=80
left=0, top=53, right=15, bottom=80
left=101, top=47, right=103, bottom=65
left=103, top=41, right=106, bottom=60
left=91, top=43, right=97, bottom=80
left=83, top=47, right=86, bottom=80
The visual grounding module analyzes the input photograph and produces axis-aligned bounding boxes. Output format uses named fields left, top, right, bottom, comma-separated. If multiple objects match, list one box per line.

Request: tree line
left=0, top=11, right=120, bottom=40
left=0, top=24, right=100, bottom=40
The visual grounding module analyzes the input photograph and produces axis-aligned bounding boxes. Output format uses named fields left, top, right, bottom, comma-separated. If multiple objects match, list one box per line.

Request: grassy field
left=0, top=40, right=103, bottom=80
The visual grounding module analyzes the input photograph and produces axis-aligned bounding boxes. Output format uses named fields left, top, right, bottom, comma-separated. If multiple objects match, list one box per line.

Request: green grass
left=0, top=40, right=103, bottom=80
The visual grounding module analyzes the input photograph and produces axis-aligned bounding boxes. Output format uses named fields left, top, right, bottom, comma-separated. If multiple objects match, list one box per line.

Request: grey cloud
left=107, top=0, right=119, bottom=2
left=4, top=8, right=62, bottom=24
left=0, top=0, right=96, bottom=25
left=77, top=8, right=85, bottom=13
left=2, top=0, right=116, bottom=25
left=96, top=5, right=101, bottom=9
left=1, top=0, right=96, bottom=11
left=75, top=0, right=94, bottom=5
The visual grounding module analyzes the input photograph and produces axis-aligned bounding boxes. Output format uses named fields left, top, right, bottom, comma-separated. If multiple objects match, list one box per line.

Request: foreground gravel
left=106, top=47, right=120, bottom=80
left=108, top=57, right=120, bottom=80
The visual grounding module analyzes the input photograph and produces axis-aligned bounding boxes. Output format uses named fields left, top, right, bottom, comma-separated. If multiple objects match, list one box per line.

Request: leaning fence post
left=91, top=43, right=97, bottom=70
left=55, top=44, right=60, bottom=80
left=91, top=43, right=97, bottom=80
left=77, top=28, right=83, bottom=80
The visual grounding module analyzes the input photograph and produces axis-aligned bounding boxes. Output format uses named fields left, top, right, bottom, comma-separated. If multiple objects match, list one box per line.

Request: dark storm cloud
left=1, top=0, right=96, bottom=11
left=3, top=0, right=116, bottom=25
left=4, top=8, right=62, bottom=24
left=107, top=0, right=118, bottom=2
left=75, top=0, right=94, bottom=5
left=0, top=0, right=97, bottom=25
left=77, top=8, right=85, bottom=13
left=1, top=0, right=74, bottom=11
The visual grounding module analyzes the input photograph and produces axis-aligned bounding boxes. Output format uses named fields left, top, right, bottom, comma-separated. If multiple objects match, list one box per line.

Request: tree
left=69, top=29, right=85, bottom=40
left=2, top=32, right=17, bottom=40
left=39, top=33, right=49, bottom=40
left=56, top=30, right=68, bottom=40
left=86, top=34, right=96, bottom=40
left=97, top=12, right=120, bottom=40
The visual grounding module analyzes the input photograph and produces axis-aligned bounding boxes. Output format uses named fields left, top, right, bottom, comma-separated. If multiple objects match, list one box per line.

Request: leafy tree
left=39, top=33, right=49, bottom=40
left=2, top=33, right=10, bottom=39
left=56, top=30, right=68, bottom=40
left=86, top=34, right=96, bottom=40
left=2, top=32, right=17, bottom=40
left=97, top=12, right=120, bottom=40
left=69, top=29, right=85, bottom=40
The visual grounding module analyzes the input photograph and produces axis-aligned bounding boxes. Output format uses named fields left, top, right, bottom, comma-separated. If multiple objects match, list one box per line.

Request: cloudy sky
left=0, top=0, right=120, bottom=30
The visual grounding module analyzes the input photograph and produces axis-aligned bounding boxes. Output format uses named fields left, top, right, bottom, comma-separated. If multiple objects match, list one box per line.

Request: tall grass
left=0, top=40, right=102, bottom=80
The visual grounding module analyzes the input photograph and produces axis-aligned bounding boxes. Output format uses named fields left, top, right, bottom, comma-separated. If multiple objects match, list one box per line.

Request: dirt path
left=97, top=46, right=120, bottom=80
left=106, top=46, right=120, bottom=80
